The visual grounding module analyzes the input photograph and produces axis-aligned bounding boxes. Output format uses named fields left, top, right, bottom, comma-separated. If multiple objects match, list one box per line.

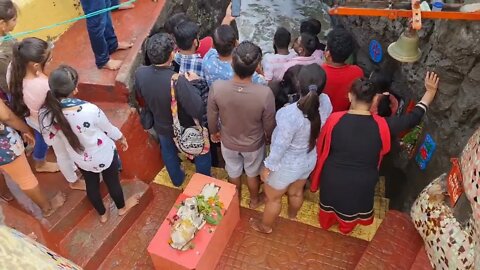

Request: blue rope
left=1, top=0, right=137, bottom=42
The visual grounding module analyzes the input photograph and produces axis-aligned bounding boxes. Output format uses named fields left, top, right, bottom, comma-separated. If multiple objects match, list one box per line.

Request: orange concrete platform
left=59, top=180, right=152, bottom=270
left=148, top=174, right=240, bottom=270
left=46, top=0, right=167, bottom=103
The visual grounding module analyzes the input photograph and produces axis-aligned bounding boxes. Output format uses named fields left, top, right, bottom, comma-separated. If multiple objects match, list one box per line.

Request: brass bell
left=387, top=29, right=422, bottom=63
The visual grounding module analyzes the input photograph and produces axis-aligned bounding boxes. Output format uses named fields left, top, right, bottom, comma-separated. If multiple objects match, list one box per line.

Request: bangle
left=416, top=102, right=427, bottom=112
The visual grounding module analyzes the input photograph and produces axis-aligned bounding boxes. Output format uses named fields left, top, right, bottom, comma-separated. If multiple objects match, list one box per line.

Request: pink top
left=312, top=49, right=325, bottom=63
left=262, top=52, right=296, bottom=81
left=278, top=56, right=323, bottom=80
left=23, top=76, right=49, bottom=123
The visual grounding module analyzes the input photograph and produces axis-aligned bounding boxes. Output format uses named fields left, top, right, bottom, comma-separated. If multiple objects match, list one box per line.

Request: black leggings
left=80, top=152, right=125, bottom=215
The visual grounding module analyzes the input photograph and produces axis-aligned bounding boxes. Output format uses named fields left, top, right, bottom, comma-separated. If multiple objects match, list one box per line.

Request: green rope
left=1, top=0, right=137, bottom=42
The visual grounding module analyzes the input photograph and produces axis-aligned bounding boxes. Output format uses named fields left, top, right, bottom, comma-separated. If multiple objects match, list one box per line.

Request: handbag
left=139, top=106, right=154, bottom=130
left=170, top=74, right=210, bottom=158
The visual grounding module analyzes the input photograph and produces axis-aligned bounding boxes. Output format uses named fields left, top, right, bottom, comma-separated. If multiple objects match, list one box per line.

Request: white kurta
left=40, top=98, right=123, bottom=173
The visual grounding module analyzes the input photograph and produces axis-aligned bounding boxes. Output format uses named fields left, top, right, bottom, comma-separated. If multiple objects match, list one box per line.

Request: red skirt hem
left=318, top=208, right=374, bottom=234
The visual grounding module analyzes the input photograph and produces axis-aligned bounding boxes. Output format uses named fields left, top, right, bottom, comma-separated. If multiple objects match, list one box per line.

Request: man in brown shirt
left=208, top=41, right=275, bottom=209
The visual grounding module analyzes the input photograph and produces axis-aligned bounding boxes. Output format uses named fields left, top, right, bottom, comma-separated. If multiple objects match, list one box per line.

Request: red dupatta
left=310, top=111, right=391, bottom=192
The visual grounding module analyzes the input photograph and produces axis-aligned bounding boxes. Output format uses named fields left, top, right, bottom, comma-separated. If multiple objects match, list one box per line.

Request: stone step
left=59, top=180, right=152, bottom=270
left=1, top=201, right=50, bottom=247
left=98, top=184, right=181, bottom=270
left=354, top=210, right=424, bottom=270
left=97, top=102, right=162, bottom=182
left=46, top=0, right=168, bottom=103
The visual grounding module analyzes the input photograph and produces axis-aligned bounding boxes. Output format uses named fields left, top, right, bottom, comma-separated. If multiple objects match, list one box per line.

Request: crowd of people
left=0, top=0, right=440, bottom=236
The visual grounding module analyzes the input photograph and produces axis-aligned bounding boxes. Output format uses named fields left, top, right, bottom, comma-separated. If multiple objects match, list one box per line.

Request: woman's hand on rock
left=425, top=71, right=440, bottom=92
left=420, top=71, right=440, bottom=107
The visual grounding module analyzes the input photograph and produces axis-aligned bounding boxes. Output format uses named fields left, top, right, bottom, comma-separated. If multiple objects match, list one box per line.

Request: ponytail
left=41, top=91, right=84, bottom=153
left=10, top=43, right=29, bottom=117
left=377, top=94, right=392, bottom=117
left=298, top=85, right=320, bottom=152
left=9, top=38, right=51, bottom=117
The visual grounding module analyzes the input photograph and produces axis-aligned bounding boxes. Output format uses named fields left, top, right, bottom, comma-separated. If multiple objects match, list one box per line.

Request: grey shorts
left=221, top=144, right=265, bottom=178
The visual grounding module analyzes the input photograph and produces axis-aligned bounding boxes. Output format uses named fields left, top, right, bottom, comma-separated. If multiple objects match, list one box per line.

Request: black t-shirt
left=134, top=65, right=204, bottom=137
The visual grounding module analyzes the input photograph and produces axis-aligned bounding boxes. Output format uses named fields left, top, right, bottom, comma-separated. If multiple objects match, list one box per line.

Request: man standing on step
left=79, top=0, right=133, bottom=70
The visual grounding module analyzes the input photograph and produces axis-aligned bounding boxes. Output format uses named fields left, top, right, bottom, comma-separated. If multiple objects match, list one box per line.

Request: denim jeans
left=79, top=0, right=118, bottom=68
left=32, top=130, right=48, bottom=161
left=158, top=135, right=211, bottom=187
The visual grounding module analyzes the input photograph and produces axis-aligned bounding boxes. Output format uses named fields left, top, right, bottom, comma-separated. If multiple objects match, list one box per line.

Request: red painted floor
left=100, top=184, right=369, bottom=270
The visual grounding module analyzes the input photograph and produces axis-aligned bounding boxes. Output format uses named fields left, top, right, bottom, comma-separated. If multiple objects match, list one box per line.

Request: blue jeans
left=33, top=130, right=48, bottom=161
left=79, top=0, right=118, bottom=68
left=158, top=135, right=211, bottom=187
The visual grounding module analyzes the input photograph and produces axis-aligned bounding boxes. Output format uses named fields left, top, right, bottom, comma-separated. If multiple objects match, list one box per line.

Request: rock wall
left=337, top=16, right=480, bottom=210
left=170, top=0, right=231, bottom=38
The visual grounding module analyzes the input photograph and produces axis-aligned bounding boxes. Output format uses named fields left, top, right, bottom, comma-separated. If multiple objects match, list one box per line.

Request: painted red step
left=59, top=180, right=152, bottom=270
left=37, top=171, right=95, bottom=248
left=46, top=0, right=167, bottom=103
left=99, top=184, right=181, bottom=270
left=97, top=102, right=163, bottom=182
left=410, top=246, right=433, bottom=270
left=1, top=201, right=50, bottom=247
left=354, top=210, right=424, bottom=270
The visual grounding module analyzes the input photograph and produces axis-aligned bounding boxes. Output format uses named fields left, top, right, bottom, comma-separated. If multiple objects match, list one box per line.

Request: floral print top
left=202, top=49, right=266, bottom=86
left=40, top=98, right=123, bottom=173
left=0, top=123, right=24, bottom=166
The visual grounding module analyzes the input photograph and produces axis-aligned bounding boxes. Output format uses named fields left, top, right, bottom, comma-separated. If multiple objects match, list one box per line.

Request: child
left=40, top=65, right=139, bottom=223
left=9, top=37, right=85, bottom=190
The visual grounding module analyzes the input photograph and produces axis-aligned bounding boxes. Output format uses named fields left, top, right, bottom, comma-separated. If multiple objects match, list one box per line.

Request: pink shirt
left=262, top=52, right=296, bottom=81
left=278, top=55, right=323, bottom=80
left=23, top=76, right=49, bottom=123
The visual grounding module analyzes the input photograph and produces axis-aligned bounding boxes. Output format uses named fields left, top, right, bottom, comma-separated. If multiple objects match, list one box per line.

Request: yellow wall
left=12, top=0, right=83, bottom=41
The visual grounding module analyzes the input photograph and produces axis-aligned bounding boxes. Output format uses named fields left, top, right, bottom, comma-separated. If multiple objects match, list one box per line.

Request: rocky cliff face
left=170, top=0, right=231, bottom=38
left=337, top=16, right=480, bottom=210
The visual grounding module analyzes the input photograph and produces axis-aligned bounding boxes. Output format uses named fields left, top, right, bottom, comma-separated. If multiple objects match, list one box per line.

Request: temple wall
left=12, top=0, right=82, bottom=41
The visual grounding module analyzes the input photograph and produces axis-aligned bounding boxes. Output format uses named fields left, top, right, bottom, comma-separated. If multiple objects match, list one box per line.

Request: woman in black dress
left=310, top=71, right=439, bottom=234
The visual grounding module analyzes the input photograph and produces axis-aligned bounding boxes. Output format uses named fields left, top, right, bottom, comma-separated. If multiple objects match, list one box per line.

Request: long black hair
left=10, top=37, right=51, bottom=117
left=297, top=64, right=326, bottom=152
left=41, top=65, right=84, bottom=153
left=269, top=65, right=303, bottom=111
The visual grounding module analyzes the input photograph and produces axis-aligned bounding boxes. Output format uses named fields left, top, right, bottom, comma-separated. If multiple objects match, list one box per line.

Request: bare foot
left=69, top=179, right=86, bottom=191
left=100, top=208, right=109, bottom=224
left=249, top=193, right=265, bottom=209
left=118, top=3, right=134, bottom=10
left=249, top=218, right=273, bottom=234
left=118, top=193, right=141, bottom=216
left=42, top=192, right=66, bottom=217
left=102, top=59, right=122, bottom=70
left=35, top=162, right=60, bottom=173
left=287, top=212, right=298, bottom=220
left=117, top=41, right=134, bottom=50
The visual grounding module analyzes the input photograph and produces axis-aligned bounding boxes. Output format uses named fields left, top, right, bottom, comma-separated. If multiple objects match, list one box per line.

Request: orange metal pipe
left=329, top=7, right=480, bottom=21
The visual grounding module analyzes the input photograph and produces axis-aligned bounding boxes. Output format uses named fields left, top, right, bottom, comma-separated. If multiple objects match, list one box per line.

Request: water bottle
left=232, top=0, right=241, bottom=17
